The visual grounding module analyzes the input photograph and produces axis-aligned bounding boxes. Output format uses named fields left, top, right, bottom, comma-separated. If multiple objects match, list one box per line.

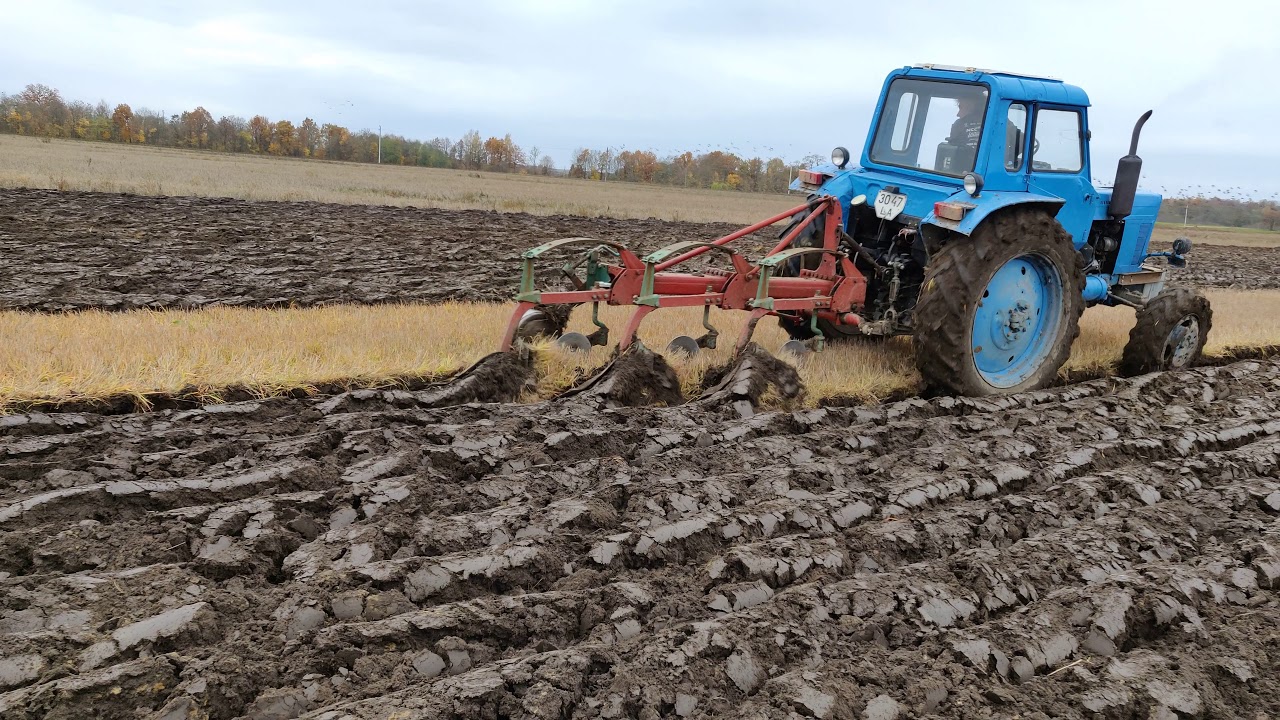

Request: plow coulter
left=493, top=196, right=868, bottom=407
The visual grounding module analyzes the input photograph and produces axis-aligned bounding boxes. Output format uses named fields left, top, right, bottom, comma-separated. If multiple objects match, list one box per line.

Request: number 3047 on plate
left=874, top=190, right=907, bottom=220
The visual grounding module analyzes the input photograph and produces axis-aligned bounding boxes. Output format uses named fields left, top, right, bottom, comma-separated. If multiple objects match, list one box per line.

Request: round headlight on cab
left=831, top=146, right=850, bottom=169
left=963, top=172, right=983, bottom=196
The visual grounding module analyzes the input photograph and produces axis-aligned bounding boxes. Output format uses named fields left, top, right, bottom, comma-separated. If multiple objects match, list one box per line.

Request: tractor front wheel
left=1119, top=288, right=1211, bottom=376
left=913, top=208, right=1085, bottom=396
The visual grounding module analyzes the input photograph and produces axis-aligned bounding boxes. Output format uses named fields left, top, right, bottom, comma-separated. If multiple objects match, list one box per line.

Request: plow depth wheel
left=1119, top=287, right=1212, bottom=376
left=913, top=208, right=1084, bottom=396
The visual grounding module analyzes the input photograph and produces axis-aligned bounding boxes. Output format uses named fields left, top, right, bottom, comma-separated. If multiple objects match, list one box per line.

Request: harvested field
left=2, top=289, right=1280, bottom=412
left=1156, top=222, right=1280, bottom=249
left=0, top=136, right=799, bottom=225
left=1, top=189, right=1277, bottom=313
left=1, top=358, right=1278, bottom=718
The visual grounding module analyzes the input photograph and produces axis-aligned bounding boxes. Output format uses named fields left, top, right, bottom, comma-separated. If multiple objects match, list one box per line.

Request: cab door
left=1026, top=105, right=1095, bottom=248
left=997, top=101, right=1031, bottom=191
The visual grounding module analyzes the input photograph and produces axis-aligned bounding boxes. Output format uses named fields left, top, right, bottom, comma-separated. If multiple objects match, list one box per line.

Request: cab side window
left=1032, top=109, right=1083, bottom=172
left=1006, top=103, right=1027, bottom=171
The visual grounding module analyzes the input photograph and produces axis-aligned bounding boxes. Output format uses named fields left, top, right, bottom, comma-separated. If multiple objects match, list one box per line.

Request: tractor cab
left=793, top=64, right=1104, bottom=250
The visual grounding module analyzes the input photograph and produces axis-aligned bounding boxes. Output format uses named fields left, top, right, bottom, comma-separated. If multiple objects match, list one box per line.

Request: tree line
left=4, top=83, right=1276, bottom=218
left=0, top=83, right=813, bottom=193
left=1156, top=195, right=1280, bottom=231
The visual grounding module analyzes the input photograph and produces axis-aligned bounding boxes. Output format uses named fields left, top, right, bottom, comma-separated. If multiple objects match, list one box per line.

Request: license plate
left=874, top=190, right=907, bottom=220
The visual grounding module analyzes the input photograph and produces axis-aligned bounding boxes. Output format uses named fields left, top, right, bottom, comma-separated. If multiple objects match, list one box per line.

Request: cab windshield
left=869, top=78, right=989, bottom=177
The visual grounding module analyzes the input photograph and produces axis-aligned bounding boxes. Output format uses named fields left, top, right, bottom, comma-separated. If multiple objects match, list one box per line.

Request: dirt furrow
left=0, top=188, right=1271, bottom=313
left=2, top=360, right=1279, bottom=718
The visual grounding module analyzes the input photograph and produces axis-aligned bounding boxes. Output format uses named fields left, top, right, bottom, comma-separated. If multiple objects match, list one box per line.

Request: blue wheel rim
left=971, top=253, right=1064, bottom=389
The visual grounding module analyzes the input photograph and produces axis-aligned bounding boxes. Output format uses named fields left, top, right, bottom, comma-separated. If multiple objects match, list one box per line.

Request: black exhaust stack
left=1109, top=110, right=1152, bottom=219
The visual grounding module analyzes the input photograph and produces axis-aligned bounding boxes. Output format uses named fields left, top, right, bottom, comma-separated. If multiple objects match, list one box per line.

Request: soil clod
left=414, top=347, right=534, bottom=407
left=558, top=344, right=684, bottom=407
left=698, top=342, right=805, bottom=416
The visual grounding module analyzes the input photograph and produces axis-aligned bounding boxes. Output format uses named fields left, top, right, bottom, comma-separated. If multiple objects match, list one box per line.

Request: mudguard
left=922, top=190, right=1065, bottom=238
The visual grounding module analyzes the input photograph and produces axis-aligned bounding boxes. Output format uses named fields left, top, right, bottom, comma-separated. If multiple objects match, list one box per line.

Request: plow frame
left=499, top=196, right=868, bottom=353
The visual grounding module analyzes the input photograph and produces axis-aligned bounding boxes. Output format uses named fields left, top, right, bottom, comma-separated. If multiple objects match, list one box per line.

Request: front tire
left=913, top=208, right=1085, bottom=396
left=1119, top=288, right=1211, bottom=376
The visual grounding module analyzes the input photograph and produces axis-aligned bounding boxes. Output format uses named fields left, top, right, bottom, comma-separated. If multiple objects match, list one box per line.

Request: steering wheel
left=1032, top=138, right=1040, bottom=156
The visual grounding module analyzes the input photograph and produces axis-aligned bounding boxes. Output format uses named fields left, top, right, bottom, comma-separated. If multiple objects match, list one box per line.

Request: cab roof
left=902, top=63, right=1090, bottom=107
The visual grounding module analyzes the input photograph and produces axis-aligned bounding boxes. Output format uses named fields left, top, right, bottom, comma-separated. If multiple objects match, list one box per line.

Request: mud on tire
left=913, top=207, right=1085, bottom=396
left=1119, top=287, right=1212, bottom=376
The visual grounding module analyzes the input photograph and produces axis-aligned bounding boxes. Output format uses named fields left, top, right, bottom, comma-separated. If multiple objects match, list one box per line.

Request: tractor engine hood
left=790, top=163, right=968, bottom=229
left=791, top=163, right=1070, bottom=239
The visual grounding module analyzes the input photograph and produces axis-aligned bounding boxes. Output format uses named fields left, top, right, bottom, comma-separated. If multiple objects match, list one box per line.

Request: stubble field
left=1, top=143, right=1278, bottom=719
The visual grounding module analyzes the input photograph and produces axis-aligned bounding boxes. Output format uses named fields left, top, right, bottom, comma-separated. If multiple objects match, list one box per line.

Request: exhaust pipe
left=1108, top=110, right=1152, bottom=219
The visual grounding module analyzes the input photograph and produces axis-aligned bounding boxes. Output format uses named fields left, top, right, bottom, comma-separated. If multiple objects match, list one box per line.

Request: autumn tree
left=618, top=150, right=658, bottom=182
left=111, top=104, right=134, bottom=143
left=457, top=130, right=485, bottom=170
left=1263, top=203, right=1280, bottom=232
left=595, top=148, right=616, bottom=179
left=269, top=120, right=296, bottom=156
left=671, top=151, right=695, bottom=186
left=569, top=148, right=596, bottom=179
left=15, top=84, right=68, bottom=136
left=179, top=106, right=213, bottom=148
left=248, top=115, right=272, bottom=153
left=483, top=134, right=523, bottom=172
left=320, top=123, right=351, bottom=160
left=213, top=115, right=248, bottom=152
left=297, top=118, right=319, bottom=158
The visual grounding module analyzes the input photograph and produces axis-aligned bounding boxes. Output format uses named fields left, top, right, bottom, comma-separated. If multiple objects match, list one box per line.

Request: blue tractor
left=782, top=63, right=1210, bottom=396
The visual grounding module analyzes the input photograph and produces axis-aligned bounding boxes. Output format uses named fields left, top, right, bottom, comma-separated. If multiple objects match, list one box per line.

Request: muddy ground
left=1, top=358, right=1278, bottom=718
left=1, top=189, right=1275, bottom=312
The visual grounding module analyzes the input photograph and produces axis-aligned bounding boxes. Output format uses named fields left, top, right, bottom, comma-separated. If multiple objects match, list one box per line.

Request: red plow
left=500, top=196, right=867, bottom=359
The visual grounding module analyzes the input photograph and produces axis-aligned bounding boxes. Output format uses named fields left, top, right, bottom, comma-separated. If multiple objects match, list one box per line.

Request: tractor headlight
left=831, top=146, right=850, bottom=169
left=963, top=172, right=984, bottom=196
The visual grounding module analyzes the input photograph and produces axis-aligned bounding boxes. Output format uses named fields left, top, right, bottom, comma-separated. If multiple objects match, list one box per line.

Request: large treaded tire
left=913, top=207, right=1085, bottom=396
left=1119, top=287, right=1212, bottom=376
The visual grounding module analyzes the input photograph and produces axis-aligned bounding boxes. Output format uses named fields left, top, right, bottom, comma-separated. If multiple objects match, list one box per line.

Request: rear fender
left=919, top=191, right=1065, bottom=250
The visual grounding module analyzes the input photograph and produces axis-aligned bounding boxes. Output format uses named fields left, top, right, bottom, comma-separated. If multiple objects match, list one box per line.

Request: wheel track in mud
left=0, top=361, right=1278, bottom=719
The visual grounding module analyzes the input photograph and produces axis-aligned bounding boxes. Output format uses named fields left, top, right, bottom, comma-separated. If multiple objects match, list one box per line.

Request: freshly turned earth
left=1, top=360, right=1278, bottom=718
left=0, top=188, right=1272, bottom=312
left=1, top=188, right=1278, bottom=719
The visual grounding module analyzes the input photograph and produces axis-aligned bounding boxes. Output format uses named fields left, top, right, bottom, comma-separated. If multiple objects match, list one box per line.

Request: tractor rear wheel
left=913, top=208, right=1085, bottom=396
left=1119, top=288, right=1211, bottom=376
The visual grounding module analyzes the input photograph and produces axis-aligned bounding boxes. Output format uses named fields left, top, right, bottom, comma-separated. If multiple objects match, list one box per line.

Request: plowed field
left=2, top=188, right=1279, bottom=719
left=1, top=189, right=1276, bottom=312
left=2, top=360, right=1278, bottom=718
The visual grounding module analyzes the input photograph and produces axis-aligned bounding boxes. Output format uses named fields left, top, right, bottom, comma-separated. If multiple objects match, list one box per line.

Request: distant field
left=3, top=135, right=1275, bottom=247
left=0, top=135, right=795, bottom=225
left=1153, top=222, right=1280, bottom=248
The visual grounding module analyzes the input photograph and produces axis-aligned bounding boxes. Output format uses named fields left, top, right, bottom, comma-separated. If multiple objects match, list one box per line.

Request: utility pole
left=377, top=125, right=382, bottom=164
left=1183, top=204, right=1189, bottom=227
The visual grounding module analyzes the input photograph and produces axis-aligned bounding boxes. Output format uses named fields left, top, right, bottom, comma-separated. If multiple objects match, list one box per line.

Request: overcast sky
left=3, top=0, right=1276, bottom=198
